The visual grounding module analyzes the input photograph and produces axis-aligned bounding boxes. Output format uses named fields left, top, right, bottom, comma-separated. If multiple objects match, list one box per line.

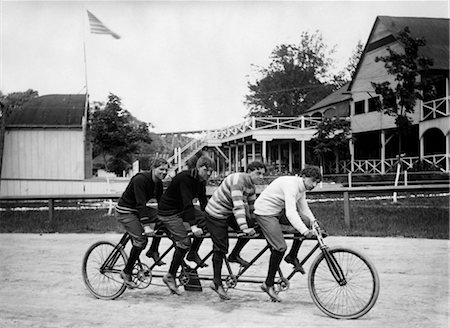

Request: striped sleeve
left=230, top=174, right=249, bottom=231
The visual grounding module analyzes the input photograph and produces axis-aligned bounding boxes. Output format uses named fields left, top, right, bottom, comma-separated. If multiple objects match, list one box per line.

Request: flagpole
left=82, top=7, right=89, bottom=96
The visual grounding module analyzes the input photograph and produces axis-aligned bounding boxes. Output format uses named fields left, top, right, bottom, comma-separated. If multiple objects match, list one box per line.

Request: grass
left=0, top=193, right=448, bottom=239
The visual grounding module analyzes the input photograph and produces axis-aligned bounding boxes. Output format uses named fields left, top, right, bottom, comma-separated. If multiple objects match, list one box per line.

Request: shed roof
left=7, top=94, right=87, bottom=127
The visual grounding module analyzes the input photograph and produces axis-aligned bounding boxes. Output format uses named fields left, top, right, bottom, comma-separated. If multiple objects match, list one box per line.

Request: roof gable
left=350, top=16, right=449, bottom=90
left=376, top=16, right=449, bottom=70
left=7, top=94, right=87, bottom=127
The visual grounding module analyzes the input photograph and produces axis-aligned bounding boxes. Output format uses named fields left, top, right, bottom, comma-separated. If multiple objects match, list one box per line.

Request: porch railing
left=421, top=96, right=449, bottom=120
left=325, top=154, right=449, bottom=174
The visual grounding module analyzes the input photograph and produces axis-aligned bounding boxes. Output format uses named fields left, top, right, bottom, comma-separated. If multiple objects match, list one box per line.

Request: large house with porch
left=301, top=16, right=449, bottom=174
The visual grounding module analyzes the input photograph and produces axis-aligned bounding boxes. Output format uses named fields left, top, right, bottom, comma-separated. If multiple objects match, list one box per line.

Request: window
left=368, top=96, right=381, bottom=112
left=354, top=100, right=365, bottom=115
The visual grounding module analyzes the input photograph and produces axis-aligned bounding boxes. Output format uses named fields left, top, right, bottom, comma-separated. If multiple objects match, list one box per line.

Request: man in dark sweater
left=115, top=158, right=169, bottom=288
left=158, top=155, right=214, bottom=295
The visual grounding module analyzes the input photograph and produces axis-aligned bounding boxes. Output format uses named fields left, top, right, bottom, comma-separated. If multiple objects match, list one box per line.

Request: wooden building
left=348, top=16, right=449, bottom=173
left=0, top=94, right=93, bottom=195
left=306, top=16, right=449, bottom=174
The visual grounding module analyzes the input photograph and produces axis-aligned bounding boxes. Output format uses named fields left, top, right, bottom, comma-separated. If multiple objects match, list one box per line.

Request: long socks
left=287, top=237, right=303, bottom=259
left=212, top=252, right=224, bottom=286
left=124, top=245, right=142, bottom=274
left=229, top=238, right=249, bottom=258
left=169, top=247, right=188, bottom=276
left=188, top=237, right=204, bottom=255
left=265, top=249, right=285, bottom=286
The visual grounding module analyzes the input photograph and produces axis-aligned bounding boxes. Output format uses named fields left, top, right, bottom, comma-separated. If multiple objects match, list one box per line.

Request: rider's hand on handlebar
left=190, top=225, right=203, bottom=237
left=302, top=229, right=316, bottom=239
left=242, top=228, right=256, bottom=236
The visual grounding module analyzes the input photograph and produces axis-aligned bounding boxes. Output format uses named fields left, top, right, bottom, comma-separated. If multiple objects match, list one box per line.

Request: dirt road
left=0, top=233, right=448, bottom=328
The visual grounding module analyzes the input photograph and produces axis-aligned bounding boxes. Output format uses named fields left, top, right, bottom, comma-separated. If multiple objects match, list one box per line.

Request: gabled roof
left=350, top=16, right=449, bottom=90
left=7, top=94, right=87, bottom=127
left=305, top=83, right=351, bottom=112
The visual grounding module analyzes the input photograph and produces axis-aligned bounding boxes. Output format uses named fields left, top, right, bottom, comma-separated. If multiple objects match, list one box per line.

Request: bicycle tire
left=82, top=241, right=128, bottom=300
left=308, top=246, right=380, bottom=319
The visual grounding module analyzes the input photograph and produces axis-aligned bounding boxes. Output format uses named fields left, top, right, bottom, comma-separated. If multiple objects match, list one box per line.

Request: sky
left=1, top=1, right=448, bottom=133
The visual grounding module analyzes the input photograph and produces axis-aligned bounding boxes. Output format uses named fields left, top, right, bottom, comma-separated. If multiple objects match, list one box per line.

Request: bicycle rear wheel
left=308, top=247, right=380, bottom=319
left=82, top=241, right=128, bottom=300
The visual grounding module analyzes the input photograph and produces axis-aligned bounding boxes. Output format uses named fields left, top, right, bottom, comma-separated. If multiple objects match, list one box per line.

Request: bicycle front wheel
left=308, top=247, right=380, bottom=319
left=82, top=241, right=128, bottom=300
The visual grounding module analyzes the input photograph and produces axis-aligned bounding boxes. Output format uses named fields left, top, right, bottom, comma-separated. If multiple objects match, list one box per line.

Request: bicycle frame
left=132, top=231, right=324, bottom=291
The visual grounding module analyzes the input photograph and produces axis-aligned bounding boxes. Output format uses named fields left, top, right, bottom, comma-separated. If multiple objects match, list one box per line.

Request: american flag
left=87, top=10, right=120, bottom=39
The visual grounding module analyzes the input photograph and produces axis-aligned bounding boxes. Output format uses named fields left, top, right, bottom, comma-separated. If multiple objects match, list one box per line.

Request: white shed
left=1, top=94, right=93, bottom=195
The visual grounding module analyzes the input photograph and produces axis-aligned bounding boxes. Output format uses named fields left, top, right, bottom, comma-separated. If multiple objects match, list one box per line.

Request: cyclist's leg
left=186, top=207, right=208, bottom=267
left=227, top=216, right=250, bottom=266
left=145, top=208, right=166, bottom=265
left=159, top=213, right=190, bottom=294
left=205, top=213, right=229, bottom=286
left=205, top=213, right=231, bottom=300
left=258, top=216, right=286, bottom=285
left=116, top=212, right=148, bottom=287
left=279, top=213, right=303, bottom=267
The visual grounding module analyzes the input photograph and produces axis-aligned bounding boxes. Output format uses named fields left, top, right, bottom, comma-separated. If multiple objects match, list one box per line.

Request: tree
left=90, top=93, right=153, bottom=175
left=312, top=117, right=351, bottom=171
left=333, top=40, right=364, bottom=88
left=245, top=31, right=336, bottom=117
left=371, top=27, right=435, bottom=161
left=0, top=89, right=39, bottom=179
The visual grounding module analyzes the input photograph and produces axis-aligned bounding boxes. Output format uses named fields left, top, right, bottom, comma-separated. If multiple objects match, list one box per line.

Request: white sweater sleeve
left=283, top=183, right=309, bottom=234
left=296, top=193, right=315, bottom=228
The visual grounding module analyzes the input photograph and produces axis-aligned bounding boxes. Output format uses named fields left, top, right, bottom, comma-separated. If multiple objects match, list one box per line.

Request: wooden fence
left=0, top=184, right=448, bottom=229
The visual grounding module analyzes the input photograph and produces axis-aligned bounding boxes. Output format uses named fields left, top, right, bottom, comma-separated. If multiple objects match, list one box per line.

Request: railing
left=167, top=116, right=322, bottom=167
left=421, top=96, right=449, bottom=120
left=325, top=154, right=449, bottom=174
left=1, top=184, right=447, bottom=230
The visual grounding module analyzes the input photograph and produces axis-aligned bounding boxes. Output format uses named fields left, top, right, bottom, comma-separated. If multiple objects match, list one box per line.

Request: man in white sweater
left=254, top=165, right=322, bottom=302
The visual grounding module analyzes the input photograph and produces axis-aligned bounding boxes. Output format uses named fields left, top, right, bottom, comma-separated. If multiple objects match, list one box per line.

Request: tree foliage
left=90, top=93, right=153, bottom=175
left=371, top=27, right=435, bottom=158
left=312, top=117, right=351, bottom=169
left=333, top=40, right=364, bottom=88
left=245, top=31, right=336, bottom=117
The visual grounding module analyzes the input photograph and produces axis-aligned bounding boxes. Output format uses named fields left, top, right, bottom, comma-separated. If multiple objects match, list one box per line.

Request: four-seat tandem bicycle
left=82, top=219, right=380, bottom=319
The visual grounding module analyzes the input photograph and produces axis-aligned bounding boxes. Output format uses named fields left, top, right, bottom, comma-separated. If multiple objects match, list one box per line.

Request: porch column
left=381, top=130, right=386, bottom=174
left=228, top=146, right=232, bottom=173
left=262, top=140, right=267, bottom=163
left=235, top=144, right=239, bottom=172
left=252, top=143, right=256, bottom=161
left=420, top=135, right=425, bottom=159
left=301, top=140, right=306, bottom=170
left=216, top=152, right=220, bottom=176
left=278, top=143, right=282, bottom=172
left=288, top=142, right=293, bottom=172
left=446, top=133, right=450, bottom=172
left=243, top=143, right=247, bottom=171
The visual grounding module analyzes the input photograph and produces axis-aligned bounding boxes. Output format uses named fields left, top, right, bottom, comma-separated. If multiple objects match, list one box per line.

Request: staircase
left=167, top=134, right=209, bottom=170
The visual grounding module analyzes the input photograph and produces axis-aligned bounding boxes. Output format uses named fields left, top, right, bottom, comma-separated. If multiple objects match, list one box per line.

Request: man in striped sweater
left=254, top=165, right=322, bottom=302
left=205, top=161, right=266, bottom=300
